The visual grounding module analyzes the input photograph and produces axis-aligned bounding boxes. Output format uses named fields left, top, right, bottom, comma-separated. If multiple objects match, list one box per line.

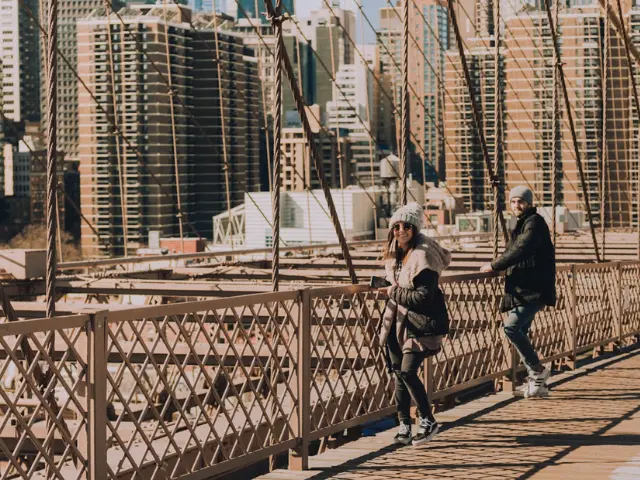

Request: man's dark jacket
left=491, top=208, right=556, bottom=312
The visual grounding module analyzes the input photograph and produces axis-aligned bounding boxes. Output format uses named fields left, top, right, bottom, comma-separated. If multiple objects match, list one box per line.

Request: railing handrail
left=1, top=261, right=639, bottom=479
left=57, top=233, right=493, bottom=270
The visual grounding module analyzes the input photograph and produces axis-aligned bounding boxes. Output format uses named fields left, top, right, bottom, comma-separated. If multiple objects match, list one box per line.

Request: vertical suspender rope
left=44, top=0, right=58, bottom=474
left=493, top=0, right=501, bottom=260
left=212, top=17, right=235, bottom=250
left=446, top=0, right=509, bottom=243
left=105, top=1, right=129, bottom=256
left=551, top=0, right=559, bottom=246
left=162, top=0, right=186, bottom=253
left=400, top=0, right=410, bottom=206
left=267, top=0, right=283, bottom=292
left=542, top=0, right=601, bottom=262
left=45, top=0, right=57, bottom=320
left=601, top=0, right=609, bottom=261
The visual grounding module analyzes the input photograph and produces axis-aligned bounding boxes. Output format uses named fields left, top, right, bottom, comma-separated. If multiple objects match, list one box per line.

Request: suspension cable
left=235, top=0, right=436, bottom=225
left=493, top=0, right=502, bottom=259
left=542, top=0, right=601, bottom=261
left=263, top=0, right=358, bottom=283
left=445, top=0, right=508, bottom=243
left=400, top=0, right=409, bottom=206
left=285, top=0, right=475, bottom=229
left=266, top=0, right=283, bottom=291
left=45, top=0, right=57, bottom=319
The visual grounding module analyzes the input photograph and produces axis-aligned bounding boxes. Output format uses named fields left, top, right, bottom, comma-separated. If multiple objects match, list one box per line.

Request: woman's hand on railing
left=376, top=286, right=393, bottom=297
left=480, top=264, right=496, bottom=274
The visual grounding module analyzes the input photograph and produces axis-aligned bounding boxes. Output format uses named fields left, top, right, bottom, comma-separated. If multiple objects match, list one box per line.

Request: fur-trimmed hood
left=384, top=233, right=451, bottom=288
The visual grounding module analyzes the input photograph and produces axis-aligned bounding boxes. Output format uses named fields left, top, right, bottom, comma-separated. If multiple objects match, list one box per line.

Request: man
left=480, top=186, right=556, bottom=397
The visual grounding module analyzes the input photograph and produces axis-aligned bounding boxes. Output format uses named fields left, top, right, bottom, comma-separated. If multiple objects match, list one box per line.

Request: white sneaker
left=524, top=366, right=551, bottom=398
left=412, top=418, right=439, bottom=446
left=394, top=423, right=412, bottom=445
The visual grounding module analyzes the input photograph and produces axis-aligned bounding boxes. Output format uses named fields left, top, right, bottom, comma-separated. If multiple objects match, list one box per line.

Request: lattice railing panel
left=529, top=268, right=573, bottom=360
left=621, top=263, right=640, bottom=337
left=307, top=289, right=392, bottom=435
left=104, top=293, right=300, bottom=478
left=434, top=274, right=508, bottom=392
left=0, top=315, right=90, bottom=480
left=574, top=265, right=618, bottom=349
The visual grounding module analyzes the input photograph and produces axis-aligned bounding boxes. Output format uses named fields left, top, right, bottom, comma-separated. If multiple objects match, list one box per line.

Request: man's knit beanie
left=509, top=185, right=534, bottom=205
left=389, top=202, right=424, bottom=231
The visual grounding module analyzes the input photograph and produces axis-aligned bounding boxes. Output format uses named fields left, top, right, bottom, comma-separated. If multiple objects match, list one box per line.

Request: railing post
left=569, top=264, right=577, bottom=369
left=289, top=290, right=310, bottom=470
left=88, top=311, right=108, bottom=480
left=616, top=262, right=623, bottom=343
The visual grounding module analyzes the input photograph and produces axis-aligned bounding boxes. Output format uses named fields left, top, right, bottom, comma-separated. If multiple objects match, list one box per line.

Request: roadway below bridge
left=258, top=346, right=640, bottom=480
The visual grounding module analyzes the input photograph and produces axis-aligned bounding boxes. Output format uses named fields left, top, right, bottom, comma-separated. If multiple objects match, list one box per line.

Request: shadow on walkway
left=269, top=347, right=640, bottom=480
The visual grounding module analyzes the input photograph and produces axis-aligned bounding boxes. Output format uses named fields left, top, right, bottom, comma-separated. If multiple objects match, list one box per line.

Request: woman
left=378, top=202, right=451, bottom=446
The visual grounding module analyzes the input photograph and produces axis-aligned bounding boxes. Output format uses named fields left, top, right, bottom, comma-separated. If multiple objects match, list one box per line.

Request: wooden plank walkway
left=258, top=346, right=640, bottom=480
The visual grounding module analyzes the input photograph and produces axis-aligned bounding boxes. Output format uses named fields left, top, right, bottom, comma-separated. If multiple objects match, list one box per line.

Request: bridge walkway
left=259, top=347, right=640, bottom=480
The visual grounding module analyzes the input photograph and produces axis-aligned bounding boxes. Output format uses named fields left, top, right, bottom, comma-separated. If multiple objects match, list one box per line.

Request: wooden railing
left=0, top=262, right=638, bottom=479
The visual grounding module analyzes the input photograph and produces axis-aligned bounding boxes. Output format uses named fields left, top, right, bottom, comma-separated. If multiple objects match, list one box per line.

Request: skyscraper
left=77, top=5, right=261, bottom=256
left=378, top=0, right=448, bottom=183
left=300, top=5, right=356, bottom=118
left=231, top=0, right=294, bottom=22
left=0, top=0, right=40, bottom=123
left=187, top=0, right=221, bottom=12
left=503, top=5, right=631, bottom=227
left=40, top=0, right=125, bottom=165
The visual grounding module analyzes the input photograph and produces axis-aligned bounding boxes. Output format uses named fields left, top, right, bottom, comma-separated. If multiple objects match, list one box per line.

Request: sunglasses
left=393, top=223, right=413, bottom=232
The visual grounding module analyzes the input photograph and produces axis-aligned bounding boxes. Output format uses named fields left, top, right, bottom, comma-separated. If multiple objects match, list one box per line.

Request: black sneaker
left=412, top=418, right=439, bottom=446
left=394, top=423, right=412, bottom=445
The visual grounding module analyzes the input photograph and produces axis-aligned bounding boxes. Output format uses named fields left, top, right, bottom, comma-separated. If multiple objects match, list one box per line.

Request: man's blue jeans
left=504, top=302, right=545, bottom=373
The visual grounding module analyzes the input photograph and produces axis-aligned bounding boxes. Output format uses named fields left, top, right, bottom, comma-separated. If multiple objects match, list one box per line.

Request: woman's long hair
left=381, top=223, right=419, bottom=264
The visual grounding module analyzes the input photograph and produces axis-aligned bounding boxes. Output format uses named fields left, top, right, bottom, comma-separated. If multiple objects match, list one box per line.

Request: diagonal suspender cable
left=542, top=0, right=600, bottom=262
left=263, top=0, right=358, bottom=284
left=162, top=0, right=186, bottom=253
left=104, top=1, right=129, bottom=256
left=493, top=0, right=501, bottom=260
left=266, top=0, right=283, bottom=291
left=445, top=0, right=508, bottom=243
left=400, top=0, right=409, bottom=206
